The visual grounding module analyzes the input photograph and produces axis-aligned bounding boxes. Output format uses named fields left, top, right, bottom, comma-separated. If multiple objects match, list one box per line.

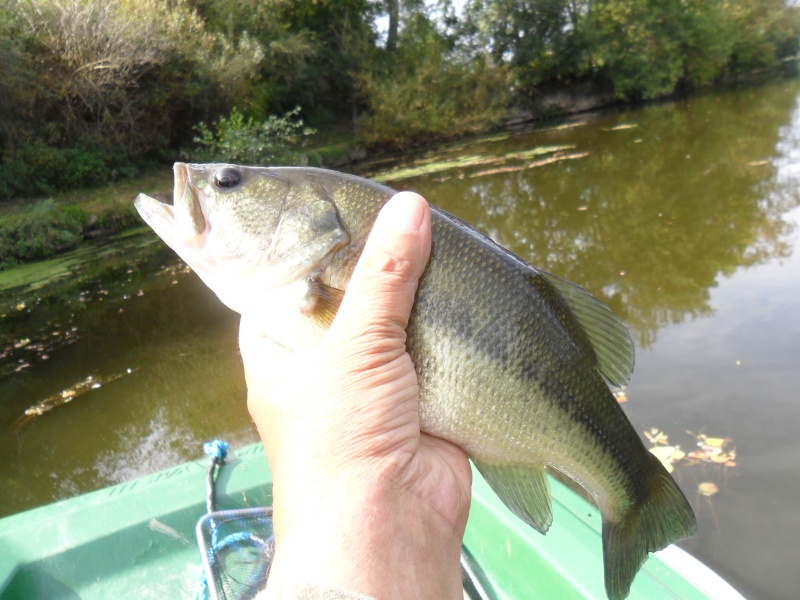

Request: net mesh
left=196, top=506, right=275, bottom=600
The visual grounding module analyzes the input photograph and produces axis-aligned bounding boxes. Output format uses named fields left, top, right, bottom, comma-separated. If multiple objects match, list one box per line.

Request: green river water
left=3, top=78, right=800, bottom=599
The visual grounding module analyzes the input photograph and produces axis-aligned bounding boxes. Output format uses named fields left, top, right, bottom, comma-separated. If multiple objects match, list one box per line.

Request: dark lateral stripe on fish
left=417, top=211, right=655, bottom=505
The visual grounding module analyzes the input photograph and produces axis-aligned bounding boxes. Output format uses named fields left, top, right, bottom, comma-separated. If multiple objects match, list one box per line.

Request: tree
left=461, top=0, right=591, bottom=86
left=587, top=0, right=736, bottom=99
left=356, top=6, right=510, bottom=149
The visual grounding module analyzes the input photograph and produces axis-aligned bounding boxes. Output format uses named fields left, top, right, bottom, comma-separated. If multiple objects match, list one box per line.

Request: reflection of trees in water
left=419, top=81, right=800, bottom=348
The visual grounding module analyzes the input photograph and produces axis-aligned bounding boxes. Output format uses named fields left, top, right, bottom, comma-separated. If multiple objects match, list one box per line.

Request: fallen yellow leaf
left=699, top=436, right=730, bottom=448
left=698, top=482, right=719, bottom=496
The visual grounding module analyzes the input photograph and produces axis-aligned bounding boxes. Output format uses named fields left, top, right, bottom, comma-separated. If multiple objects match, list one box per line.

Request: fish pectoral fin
left=538, top=270, right=635, bottom=388
left=473, top=460, right=552, bottom=534
left=303, top=279, right=345, bottom=329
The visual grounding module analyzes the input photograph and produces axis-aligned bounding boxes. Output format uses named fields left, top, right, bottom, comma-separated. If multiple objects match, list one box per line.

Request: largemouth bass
left=135, top=163, right=696, bottom=599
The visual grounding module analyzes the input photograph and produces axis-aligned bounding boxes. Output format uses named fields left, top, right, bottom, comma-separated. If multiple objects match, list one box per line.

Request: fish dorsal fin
left=538, top=270, right=635, bottom=388
left=473, top=460, right=552, bottom=535
left=303, top=279, right=345, bottom=329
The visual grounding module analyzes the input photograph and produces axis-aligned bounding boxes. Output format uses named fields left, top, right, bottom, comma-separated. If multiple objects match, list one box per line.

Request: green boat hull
left=0, top=443, right=740, bottom=599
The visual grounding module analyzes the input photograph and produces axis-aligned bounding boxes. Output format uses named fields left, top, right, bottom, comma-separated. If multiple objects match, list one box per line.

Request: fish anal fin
left=538, top=270, right=635, bottom=388
left=602, top=454, right=697, bottom=600
left=473, top=460, right=552, bottom=535
left=303, top=280, right=345, bottom=329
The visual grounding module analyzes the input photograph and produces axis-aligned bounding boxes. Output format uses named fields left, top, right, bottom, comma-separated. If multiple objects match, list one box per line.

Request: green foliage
left=726, top=0, right=800, bottom=72
left=1, top=0, right=799, bottom=204
left=0, top=200, right=84, bottom=268
left=0, top=198, right=139, bottom=268
left=189, top=107, right=315, bottom=165
left=463, top=0, right=800, bottom=101
left=462, top=0, right=590, bottom=86
left=586, top=0, right=739, bottom=100
left=87, top=202, right=141, bottom=234
left=0, top=142, right=114, bottom=200
left=267, top=0, right=378, bottom=116
left=356, top=13, right=511, bottom=150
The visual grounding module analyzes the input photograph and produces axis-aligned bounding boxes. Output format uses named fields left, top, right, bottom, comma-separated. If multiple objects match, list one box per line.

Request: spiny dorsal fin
left=539, top=270, right=635, bottom=387
left=473, top=460, right=552, bottom=535
left=304, top=280, right=345, bottom=329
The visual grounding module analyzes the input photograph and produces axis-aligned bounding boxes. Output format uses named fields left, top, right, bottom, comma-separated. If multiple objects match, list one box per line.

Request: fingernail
left=384, top=192, right=426, bottom=234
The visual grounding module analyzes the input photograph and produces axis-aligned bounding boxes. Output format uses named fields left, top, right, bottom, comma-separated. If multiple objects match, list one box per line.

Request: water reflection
left=365, top=81, right=800, bottom=599
left=393, top=81, right=800, bottom=348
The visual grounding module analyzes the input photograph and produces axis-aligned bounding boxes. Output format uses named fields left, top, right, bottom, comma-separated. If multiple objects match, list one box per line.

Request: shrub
left=188, top=107, right=315, bottom=165
left=355, top=16, right=510, bottom=151
left=0, top=197, right=141, bottom=269
left=0, top=141, right=112, bottom=200
left=0, top=200, right=85, bottom=268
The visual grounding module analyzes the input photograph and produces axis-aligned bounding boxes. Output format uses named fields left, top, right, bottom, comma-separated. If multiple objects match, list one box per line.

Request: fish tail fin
left=602, top=455, right=697, bottom=600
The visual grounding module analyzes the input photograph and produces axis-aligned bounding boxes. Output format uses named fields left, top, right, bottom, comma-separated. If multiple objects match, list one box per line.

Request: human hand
left=239, top=192, right=472, bottom=599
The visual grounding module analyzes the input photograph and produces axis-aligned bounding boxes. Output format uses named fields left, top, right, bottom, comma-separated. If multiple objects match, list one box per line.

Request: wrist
left=265, top=468, right=465, bottom=600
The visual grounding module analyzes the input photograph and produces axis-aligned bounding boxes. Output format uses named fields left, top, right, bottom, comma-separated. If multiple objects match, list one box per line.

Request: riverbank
left=0, top=172, right=172, bottom=270
left=2, top=67, right=797, bottom=271
left=0, top=127, right=369, bottom=270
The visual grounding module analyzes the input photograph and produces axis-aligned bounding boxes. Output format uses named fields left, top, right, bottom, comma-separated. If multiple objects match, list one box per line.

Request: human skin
left=239, top=192, right=473, bottom=599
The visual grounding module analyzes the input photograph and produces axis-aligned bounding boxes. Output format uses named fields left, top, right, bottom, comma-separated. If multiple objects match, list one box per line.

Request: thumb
left=328, top=191, right=431, bottom=347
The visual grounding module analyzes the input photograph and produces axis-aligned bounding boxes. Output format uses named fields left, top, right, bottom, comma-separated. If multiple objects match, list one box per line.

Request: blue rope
left=195, top=439, right=229, bottom=600
left=204, top=439, right=229, bottom=463
left=194, top=439, right=272, bottom=600
left=194, top=570, right=211, bottom=600
left=204, top=439, right=228, bottom=515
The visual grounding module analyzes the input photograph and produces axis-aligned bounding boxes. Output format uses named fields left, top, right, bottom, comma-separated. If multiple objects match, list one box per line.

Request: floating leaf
left=644, top=427, right=669, bottom=445
left=710, top=453, right=733, bottom=464
left=698, top=482, right=719, bottom=497
left=374, top=145, right=578, bottom=182
left=649, top=446, right=686, bottom=472
left=646, top=428, right=738, bottom=473
left=603, top=123, right=638, bottom=131
left=650, top=446, right=686, bottom=462
left=698, top=435, right=731, bottom=448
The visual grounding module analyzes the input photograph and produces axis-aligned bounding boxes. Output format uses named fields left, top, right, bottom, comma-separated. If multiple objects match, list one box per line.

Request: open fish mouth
left=135, top=163, right=207, bottom=244
left=174, top=162, right=189, bottom=206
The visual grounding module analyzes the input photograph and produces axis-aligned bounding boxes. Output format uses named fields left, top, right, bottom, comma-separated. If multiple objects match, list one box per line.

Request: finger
left=330, top=192, right=431, bottom=344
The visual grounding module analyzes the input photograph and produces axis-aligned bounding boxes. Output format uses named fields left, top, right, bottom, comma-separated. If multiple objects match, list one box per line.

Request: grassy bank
left=0, top=126, right=361, bottom=271
left=0, top=171, right=171, bottom=270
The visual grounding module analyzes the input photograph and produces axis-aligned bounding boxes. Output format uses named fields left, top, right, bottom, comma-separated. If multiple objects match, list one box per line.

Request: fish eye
left=213, top=168, right=242, bottom=189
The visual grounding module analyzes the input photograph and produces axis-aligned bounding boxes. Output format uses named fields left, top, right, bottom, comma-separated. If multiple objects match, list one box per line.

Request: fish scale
left=134, top=163, right=696, bottom=600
